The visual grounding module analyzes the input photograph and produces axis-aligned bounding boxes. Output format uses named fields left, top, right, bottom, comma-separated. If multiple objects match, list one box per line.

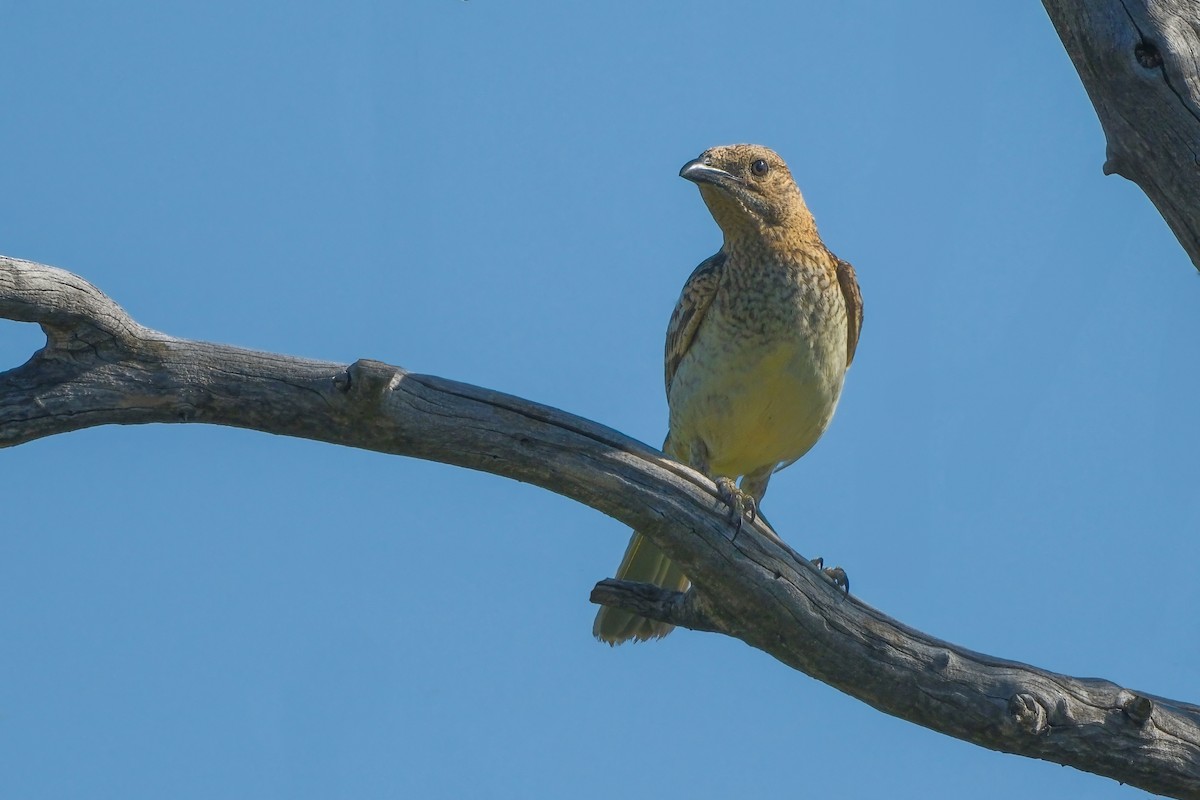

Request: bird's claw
left=715, top=476, right=756, bottom=533
left=811, top=557, right=850, bottom=595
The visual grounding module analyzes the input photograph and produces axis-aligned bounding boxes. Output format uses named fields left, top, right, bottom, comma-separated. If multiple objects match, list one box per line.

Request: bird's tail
left=592, top=530, right=690, bottom=645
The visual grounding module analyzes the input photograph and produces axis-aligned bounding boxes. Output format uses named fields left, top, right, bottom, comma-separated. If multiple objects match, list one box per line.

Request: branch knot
left=1134, top=40, right=1163, bottom=70
left=1009, top=692, right=1050, bottom=736
left=1119, top=691, right=1153, bottom=726
left=345, top=359, right=406, bottom=399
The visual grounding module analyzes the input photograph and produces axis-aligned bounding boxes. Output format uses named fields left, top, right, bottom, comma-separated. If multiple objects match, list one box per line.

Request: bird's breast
left=667, top=257, right=849, bottom=478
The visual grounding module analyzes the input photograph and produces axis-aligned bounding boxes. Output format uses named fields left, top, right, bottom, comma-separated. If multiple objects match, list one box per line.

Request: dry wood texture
left=1043, top=0, right=1200, bottom=272
left=3, top=255, right=1198, bottom=797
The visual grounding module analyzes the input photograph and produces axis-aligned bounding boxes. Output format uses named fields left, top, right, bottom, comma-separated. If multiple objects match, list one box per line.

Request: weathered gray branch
left=1043, top=0, right=1200, bottom=272
left=589, top=580, right=723, bottom=633
left=3, top=255, right=1199, bottom=798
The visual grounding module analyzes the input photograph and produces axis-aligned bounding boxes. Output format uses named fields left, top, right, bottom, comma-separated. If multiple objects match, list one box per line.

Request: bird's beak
left=679, top=158, right=740, bottom=188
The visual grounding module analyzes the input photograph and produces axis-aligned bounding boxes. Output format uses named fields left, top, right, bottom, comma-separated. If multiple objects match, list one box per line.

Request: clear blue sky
left=3, top=3, right=1198, bottom=798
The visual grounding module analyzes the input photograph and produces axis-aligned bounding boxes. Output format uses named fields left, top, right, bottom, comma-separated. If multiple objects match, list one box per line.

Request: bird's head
left=680, top=144, right=814, bottom=241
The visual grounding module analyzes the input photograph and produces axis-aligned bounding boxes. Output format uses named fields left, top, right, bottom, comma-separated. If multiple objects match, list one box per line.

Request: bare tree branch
left=588, top=580, right=722, bottom=634
left=1042, top=0, right=1200, bottom=272
left=3, top=255, right=1199, bottom=798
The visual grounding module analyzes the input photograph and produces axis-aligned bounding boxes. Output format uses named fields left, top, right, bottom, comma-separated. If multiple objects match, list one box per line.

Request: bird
left=593, top=144, right=863, bottom=645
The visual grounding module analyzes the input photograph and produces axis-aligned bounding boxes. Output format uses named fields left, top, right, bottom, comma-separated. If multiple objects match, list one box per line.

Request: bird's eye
left=751, top=159, right=769, bottom=176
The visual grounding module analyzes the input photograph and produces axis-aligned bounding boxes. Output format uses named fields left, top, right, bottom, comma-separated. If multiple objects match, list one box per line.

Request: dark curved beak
left=679, top=158, right=739, bottom=187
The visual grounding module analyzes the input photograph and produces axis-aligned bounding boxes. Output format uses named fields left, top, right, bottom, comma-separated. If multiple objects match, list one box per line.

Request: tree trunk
left=1042, top=0, right=1200, bottom=272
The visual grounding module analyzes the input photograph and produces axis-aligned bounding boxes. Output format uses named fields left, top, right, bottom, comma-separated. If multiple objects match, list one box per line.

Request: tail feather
left=593, top=532, right=690, bottom=645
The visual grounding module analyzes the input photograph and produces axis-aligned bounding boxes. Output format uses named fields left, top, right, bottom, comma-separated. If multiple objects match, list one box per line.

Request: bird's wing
left=834, top=256, right=863, bottom=366
left=664, top=251, right=726, bottom=394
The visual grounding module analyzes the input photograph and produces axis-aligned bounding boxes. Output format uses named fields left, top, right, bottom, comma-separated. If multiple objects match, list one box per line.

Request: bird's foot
left=811, top=557, right=850, bottom=595
left=715, top=476, right=757, bottom=533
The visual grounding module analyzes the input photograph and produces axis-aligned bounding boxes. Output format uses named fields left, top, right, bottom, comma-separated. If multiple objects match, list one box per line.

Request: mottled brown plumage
left=594, top=144, right=862, bottom=644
